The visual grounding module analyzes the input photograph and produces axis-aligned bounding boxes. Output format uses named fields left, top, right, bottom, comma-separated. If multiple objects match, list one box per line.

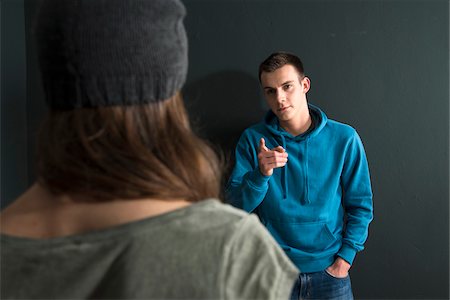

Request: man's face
left=260, top=64, right=310, bottom=123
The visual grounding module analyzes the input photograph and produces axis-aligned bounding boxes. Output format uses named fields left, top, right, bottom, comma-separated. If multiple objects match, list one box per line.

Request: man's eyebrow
left=281, top=80, right=295, bottom=86
left=263, top=80, right=294, bottom=90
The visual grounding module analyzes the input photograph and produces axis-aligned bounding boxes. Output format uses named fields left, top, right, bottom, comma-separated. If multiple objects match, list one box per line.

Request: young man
left=226, top=52, right=373, bottom=300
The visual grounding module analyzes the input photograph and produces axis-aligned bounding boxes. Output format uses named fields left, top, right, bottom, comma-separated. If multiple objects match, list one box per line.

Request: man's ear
left=302, top=76, right=311, bottom=93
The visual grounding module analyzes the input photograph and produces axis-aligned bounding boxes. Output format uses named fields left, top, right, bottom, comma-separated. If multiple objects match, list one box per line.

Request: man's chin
left=277, top=112, right=293, bottom=121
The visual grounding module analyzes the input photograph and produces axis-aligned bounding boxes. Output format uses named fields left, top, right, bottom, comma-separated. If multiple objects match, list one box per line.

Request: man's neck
left=280, top=113, right=312, bottom=137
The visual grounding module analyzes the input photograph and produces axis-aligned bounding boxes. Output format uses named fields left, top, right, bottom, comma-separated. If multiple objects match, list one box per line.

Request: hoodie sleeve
left=225, top=131, right=271, bottom=213
left=338, top=130, right=374, bottom=265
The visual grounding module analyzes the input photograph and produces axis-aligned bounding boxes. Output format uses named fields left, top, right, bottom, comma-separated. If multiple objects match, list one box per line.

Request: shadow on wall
left=183, top=70, right=266, bottom=185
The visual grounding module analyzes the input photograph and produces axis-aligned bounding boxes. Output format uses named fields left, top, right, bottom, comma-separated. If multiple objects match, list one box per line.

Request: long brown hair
left=37, top=92, right=221, bottom=202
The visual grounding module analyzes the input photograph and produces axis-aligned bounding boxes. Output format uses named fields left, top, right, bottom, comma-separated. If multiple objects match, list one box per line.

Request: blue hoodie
left=226, top=104, right=373, bottom=273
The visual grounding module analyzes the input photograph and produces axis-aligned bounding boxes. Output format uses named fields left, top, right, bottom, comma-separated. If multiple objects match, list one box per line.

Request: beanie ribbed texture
left=34, top=0, right=188, bottom=109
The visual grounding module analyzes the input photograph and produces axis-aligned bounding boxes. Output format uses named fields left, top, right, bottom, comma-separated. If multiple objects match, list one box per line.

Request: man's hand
left=258, top=138, right=288, bottom=176
left=326, top=257, right=351, bottom=278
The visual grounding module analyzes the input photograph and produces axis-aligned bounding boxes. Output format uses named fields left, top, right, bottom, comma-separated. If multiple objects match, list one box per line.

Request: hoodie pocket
left=266, top=220, right=336, bottom=253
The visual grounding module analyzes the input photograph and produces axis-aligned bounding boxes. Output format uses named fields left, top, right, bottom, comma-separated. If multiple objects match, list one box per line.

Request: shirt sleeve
left=219, top=214, right=299, bottom=300
left=338, top=130, right=374, bottom=265
left=225, top=131, right=271, bottom=213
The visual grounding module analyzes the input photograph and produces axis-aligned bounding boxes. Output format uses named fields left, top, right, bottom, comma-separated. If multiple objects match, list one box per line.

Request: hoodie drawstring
left=280, top=135, right=288, bottom=200
left=279, top=134, right=310, bottom=203
left=304, top=137, right=310, bottom=204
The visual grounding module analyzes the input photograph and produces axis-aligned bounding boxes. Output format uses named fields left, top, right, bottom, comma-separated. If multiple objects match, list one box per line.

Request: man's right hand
left=258, top=138, right=288, bottom=176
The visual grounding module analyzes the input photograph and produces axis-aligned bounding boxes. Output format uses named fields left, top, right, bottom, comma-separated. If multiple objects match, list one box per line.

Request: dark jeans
left=290, top=270, right=354, bottom=300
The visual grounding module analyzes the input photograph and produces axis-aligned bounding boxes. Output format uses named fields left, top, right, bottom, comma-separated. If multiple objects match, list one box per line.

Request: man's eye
left=283, top=84, right=292, bottom=90
left=266, top=89, right=275, bottom=95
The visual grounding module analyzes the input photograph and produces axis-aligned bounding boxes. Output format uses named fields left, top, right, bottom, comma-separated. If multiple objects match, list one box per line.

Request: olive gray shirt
left=1, top=199, right=298, bottom=299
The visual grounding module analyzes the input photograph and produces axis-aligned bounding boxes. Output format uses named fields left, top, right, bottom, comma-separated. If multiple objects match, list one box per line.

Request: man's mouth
left=278, top=106, right=290, bottom=112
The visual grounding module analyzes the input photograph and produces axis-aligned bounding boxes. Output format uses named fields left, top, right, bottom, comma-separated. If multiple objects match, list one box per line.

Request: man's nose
left=276, top=90, right=286, bottom=103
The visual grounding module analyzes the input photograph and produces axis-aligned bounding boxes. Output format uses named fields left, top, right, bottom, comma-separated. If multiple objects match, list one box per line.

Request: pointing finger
left=259, top=138, right=269, bottom=152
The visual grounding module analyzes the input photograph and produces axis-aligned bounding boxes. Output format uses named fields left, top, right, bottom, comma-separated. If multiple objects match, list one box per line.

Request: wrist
left=258, top=166, right=272, bottom=177
left=334, top=257, right=351, bottom=270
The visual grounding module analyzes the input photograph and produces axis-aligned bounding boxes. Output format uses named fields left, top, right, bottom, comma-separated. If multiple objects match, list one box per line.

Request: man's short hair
left=258, top=51, right=305, bottom=82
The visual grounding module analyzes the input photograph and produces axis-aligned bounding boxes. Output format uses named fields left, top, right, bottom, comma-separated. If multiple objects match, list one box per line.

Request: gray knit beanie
left=34, top=0, right=188, bottom=109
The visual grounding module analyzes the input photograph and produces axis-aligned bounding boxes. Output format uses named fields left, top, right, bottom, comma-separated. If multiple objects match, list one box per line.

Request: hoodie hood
left=263, top=103, right=327, bottom=139
left=263, top=103, right=328, bottom=203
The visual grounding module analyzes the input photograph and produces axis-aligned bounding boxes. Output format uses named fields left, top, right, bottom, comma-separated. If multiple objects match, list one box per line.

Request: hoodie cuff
left=337, top=244, right=357, bottom=265
left=247, top=168, right=271, bottom=189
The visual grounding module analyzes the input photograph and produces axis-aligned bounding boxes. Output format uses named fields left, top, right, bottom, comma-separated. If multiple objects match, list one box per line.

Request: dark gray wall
left=182, top=1, right=449, bottom=299
left=1, top=0, right=448, bottom=299
left=1, top=0, right=29, bottom=207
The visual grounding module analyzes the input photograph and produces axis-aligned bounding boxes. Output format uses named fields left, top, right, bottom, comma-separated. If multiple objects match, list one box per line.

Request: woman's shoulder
left=173, top=198, right=257, bottom=232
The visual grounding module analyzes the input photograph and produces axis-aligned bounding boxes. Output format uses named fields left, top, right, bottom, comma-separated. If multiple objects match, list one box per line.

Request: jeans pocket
left=316, top=270, right=353, bottom=300
left=324, top=269, right=349, bottom=280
